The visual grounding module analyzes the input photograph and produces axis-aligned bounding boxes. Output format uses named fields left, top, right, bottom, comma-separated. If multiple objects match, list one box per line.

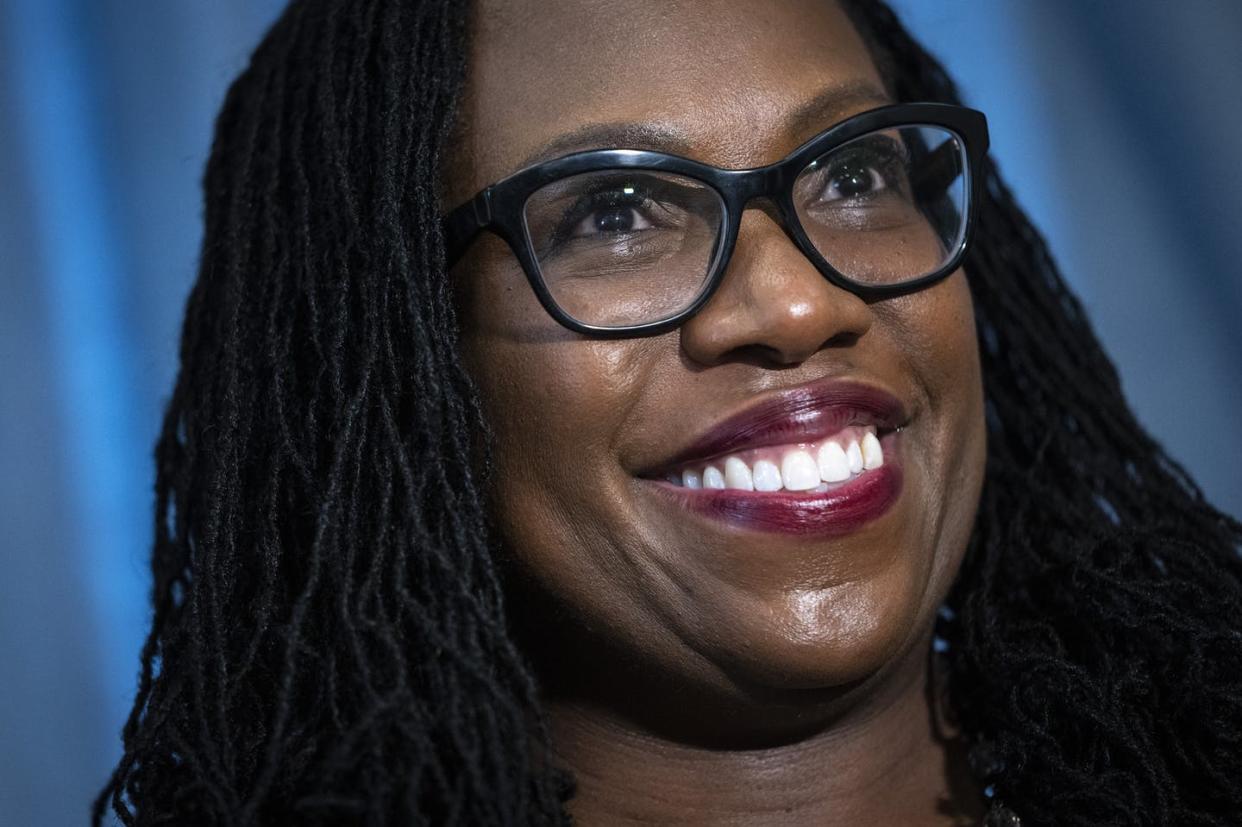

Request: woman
left=95, top=0, right=1242, bottom=824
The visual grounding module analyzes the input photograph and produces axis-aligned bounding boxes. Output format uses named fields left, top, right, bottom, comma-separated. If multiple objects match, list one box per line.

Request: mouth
left=640, top=379, right=908, bottom=536
left=658, top=424, right=889, bottom=492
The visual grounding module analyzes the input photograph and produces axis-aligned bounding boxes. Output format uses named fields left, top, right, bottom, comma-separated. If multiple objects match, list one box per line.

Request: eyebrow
left=511, top=79, right=892, bottom=173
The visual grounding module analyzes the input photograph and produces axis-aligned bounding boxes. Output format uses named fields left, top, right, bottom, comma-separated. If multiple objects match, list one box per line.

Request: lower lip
left=646, top=438, right=903, bottom=538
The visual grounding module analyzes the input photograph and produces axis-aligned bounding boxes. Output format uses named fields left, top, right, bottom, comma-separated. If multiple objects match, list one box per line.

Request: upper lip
left=647, top=378, right=909, bottom=474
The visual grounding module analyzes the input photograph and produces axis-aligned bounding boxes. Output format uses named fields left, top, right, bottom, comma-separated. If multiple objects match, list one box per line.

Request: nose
left=679, top=206, right=874, bottom=367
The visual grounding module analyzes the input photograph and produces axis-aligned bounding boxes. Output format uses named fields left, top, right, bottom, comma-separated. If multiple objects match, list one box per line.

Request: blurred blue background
left=1, top=1, right=1239, bottom=822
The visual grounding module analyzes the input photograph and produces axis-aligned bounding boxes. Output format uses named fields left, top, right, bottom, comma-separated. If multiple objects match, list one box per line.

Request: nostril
left=707, top=342, right=808, bottom=370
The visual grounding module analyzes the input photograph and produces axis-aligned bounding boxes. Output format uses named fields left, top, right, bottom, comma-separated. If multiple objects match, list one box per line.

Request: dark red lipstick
left=645, top=379, right=908, bottom=537
left=660, top=379, right=907, bottom=471
left=656, top=456, right=903, bottom=537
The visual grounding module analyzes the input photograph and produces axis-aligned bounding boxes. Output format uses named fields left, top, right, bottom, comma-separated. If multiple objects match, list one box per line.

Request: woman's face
left=446, top=0, right=986, bottom=738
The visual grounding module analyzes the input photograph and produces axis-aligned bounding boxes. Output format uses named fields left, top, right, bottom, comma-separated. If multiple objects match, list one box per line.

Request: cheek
left=456, top=252, right=665, bottom=594
left=882, top=268, right=986, bottom=577
left=885, top=270, right=981, bottom=393
left=925, top=271, right=985, bottom=472
left=455, top=238, right=666, bottom=491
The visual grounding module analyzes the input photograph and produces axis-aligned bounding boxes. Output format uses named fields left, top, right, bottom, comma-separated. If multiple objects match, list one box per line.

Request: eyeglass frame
left=443, top=102, right=990, bottom=338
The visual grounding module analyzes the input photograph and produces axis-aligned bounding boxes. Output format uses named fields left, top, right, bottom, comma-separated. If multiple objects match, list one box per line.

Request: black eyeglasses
left=444, top=103, right=989, bottom=338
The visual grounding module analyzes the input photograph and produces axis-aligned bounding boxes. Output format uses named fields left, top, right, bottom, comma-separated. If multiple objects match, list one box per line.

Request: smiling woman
left=94, top=1, right=1242, bottom=826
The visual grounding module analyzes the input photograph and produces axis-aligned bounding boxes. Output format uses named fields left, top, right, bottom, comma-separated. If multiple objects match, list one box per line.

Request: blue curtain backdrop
left=1, top=1, right=1238, bottom=822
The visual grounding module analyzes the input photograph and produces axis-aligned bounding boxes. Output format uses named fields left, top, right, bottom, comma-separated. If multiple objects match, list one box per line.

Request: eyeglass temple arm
left=443, top=188, right=493, bottom=267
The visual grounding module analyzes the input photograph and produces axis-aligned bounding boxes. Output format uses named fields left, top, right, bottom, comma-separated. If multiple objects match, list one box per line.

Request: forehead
left=445, top=0, right=887, bottom=205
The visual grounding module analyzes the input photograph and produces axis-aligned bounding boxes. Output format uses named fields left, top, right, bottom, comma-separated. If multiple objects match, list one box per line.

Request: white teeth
left=724, top=456, right=754, bottom=491
left=846, top=440, right=864, bottom=474
left=781, top=450, right=820, bottom=491
left=667, top=428, right=889, bottom=491
left=703, top=465, right=725, bottom=489
left=861, top=432, right=884, bottom=470
left=817, top=442, right=850, bottom=482
left=752, top=459, right=782, bottom=492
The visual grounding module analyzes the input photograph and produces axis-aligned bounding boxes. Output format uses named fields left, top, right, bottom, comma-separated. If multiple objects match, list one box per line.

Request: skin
left=444, top=1, right=988, bottom=823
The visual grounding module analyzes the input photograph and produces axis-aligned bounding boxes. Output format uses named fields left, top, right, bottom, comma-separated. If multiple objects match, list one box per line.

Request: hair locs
left=97, top=0, right=572, bottom=823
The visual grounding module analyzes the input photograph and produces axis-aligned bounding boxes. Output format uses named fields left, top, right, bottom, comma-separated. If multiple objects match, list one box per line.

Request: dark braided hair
left=95, top=0, right=1242, bottom=824
left=94, top=1, right=567, bottom=823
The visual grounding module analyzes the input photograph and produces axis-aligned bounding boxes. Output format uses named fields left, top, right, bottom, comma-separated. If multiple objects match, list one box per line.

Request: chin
left=694, top=569, right=930, bottom=695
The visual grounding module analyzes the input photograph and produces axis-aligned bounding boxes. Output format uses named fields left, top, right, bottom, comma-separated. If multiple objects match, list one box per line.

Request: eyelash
left=547, top=184, right=671, bottom=249
left=806, top=142, right=907, bottom=204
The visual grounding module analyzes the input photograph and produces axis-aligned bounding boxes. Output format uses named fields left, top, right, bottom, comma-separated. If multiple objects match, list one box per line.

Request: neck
left=540, top=635, right=982, bottom=825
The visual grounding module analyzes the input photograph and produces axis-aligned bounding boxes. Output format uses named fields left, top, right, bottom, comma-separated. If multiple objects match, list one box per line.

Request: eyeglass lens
left=520, top=125, right=967, bottom=329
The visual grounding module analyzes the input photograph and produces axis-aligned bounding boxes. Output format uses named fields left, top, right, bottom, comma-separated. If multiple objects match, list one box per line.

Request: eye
left=821, top=161, right=888, bottom=201
left=545, top=179, right=690, bottom=252
left=800, top=135, right=909, bottom=210
left=567, top=191, right=656, bottom=239
left=527, top=171, right=719, bottom=261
